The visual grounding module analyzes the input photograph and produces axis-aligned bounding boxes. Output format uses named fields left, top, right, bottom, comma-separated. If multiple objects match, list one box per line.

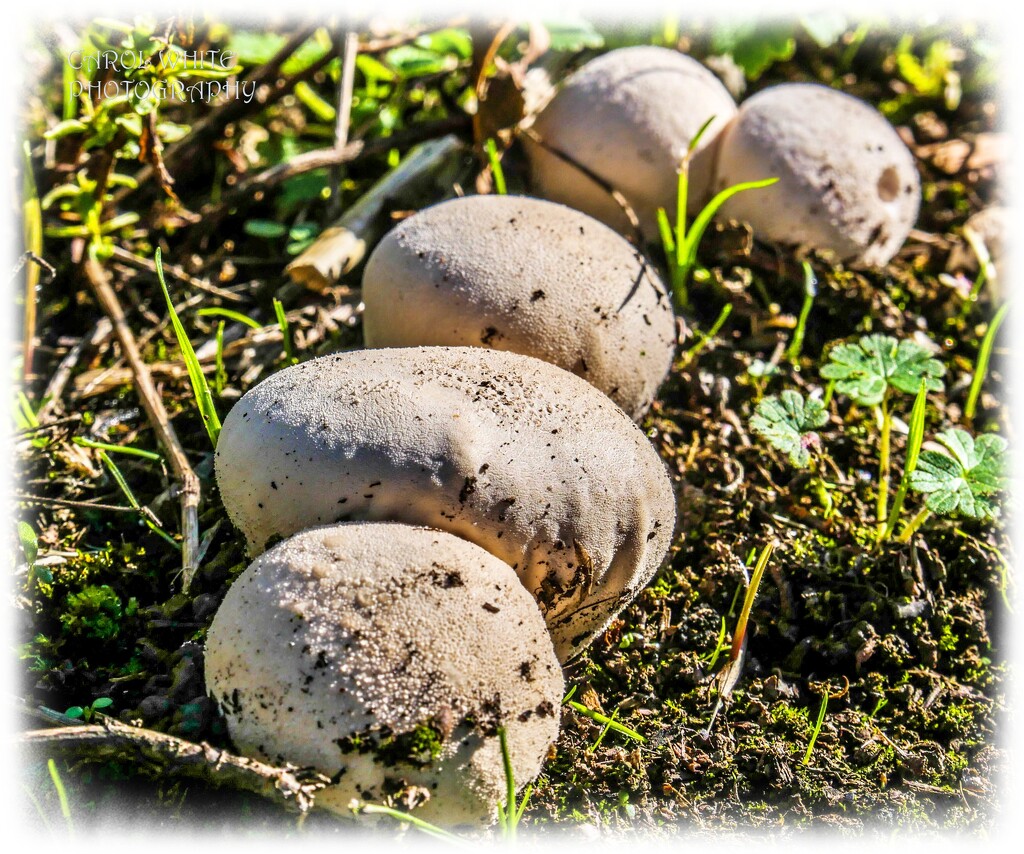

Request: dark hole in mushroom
left=877, top=166, right=900, bottom=202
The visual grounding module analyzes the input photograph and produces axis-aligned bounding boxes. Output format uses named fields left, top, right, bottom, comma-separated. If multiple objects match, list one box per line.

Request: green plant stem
left=484, top=138, right=507, bottom=195
left=98, top=451, right=181, bottom=550
left=498, top=727, right=517, bottom=840
left=964, top=302, right=1008, bottom=421
left=355, top=804, right=466, bottom=845
left=731, top=541, right=774, bottom=661
left=803, top=693, right=829, bottom=765
left=197, top=306, right=262, bottom=329
left=897, top=505, right=932, bottom=543
left=683, top=303, right=733, bottom=364
left=47, top=758, right=74, bottom=833
left=72, top=436, right=162, bottom=462
left=786, top=261, right=817, bottom=363
left=273, top=297, right=295, bottom=364
left=566, top=701, right=645, bottom=742
left=876, top=396, right=892, bottom=531
left=214, top=320, right=226, bottom=396
left=879, top=381, right=928, bottom=543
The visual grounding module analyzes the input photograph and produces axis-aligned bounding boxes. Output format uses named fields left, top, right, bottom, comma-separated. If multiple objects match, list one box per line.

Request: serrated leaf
left=820, top=334, right=945, bottom=407
left=909, top=428, right=1007, bottom=520
left=750, top=390, right=828, bottom=468
left=712, top=23, right=796, bottom=80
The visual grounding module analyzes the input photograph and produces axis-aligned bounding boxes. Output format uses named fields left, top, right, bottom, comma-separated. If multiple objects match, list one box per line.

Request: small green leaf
left=91, top=697, right=114, bottom=710
left=750, top=390, right=828, bottom=467
left=800, top=12, right=848, bottom=48
left=18, top=521, right=39, bottom=567
left=820, top=334, right=945, bottom=407
left=712, top=23, right=796, bottom=80
left=244, top=219, right=287, bottom=239
left=909, top=428, right=1007, bottom=520
left=543, top=18, right=605, bottom=52
left=65, top=706, right=85, bottom=719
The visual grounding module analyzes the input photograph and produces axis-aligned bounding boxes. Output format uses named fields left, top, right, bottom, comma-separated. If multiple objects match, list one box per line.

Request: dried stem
left=82, top=256, right=201, bottom=588
left=199, top=114, right=470, bottom=230
left=23, top=716, right=330, bottom=813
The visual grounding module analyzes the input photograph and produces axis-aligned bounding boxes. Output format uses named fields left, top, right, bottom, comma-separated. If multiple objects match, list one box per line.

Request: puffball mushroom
left=204, top=522, right=563, bottom=827
left=361, top=194, right=676, bottom=421
left=713, top=83, right=921, bottom=267
left=525, top=45, right=737, bottom=242
left=214, top=347, right=676, bottom=661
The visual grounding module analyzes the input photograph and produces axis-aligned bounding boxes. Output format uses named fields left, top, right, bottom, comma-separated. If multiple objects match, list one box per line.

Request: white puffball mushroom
left=204, top=522, right=563, bottom=827
left=214, top=347, right=676, bottom=661
left=713, top=82, right=921, bottom=267
left=361, top=194, right=676, bottom=421
left=525, top=45, right=737, bottom=241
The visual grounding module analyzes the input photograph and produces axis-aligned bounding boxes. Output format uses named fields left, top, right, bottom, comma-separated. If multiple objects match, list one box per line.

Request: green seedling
left=17, top=520, right=52, bottom=586
left=682, top=303, right=733, bottom=364
left=821, top=334, right=945, bottom=529
left=496, top=726, right=532, bottom=839
left=197, top=306, right=263, bottom=329
left=214, top=320, right=227, bottom=396
left=273, top=297, right=296, bottom=364
left=657, top=116, right=778, bottom=310
left=785, top=261, right=817, bottom=363
left=960, top=226, right=997, bottom=315
left=47, top=758, right=74, bottom=833
left=351, top=802, right=466, bottom=845
left=72, top=436, right=162, bottom=462
left=900, top=428, right=1007, bottom=541
left=702, top=616, right=729, bottom=670
left=98, top=450, right=180, bottom=550
left=705, top=541, right=775, bottom=735
left=156, top=248, right=221, bottom=448
left=802, top=678, right=847, bottom=765
left=485, top=138, right=507, bottom=196
left=964, top=302, right=1008, bottom=422
left=750, top=390, right=828, bottom=468
left=64, top=697, right=113, bottom=723
left=803, top=691, right=829, bottom=765
left=563, top=686, right=645, bottom=743
left=878, top=379, right=929, bottom=543
left=22, top=140, right=42, bottom=380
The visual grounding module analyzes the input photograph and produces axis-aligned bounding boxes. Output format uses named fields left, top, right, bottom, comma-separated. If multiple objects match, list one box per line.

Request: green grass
left=964, top=302, right=1008, bottom=421
left=484, top=138, right=507, bottom=195
left=155, top=248, right=221, bottom=448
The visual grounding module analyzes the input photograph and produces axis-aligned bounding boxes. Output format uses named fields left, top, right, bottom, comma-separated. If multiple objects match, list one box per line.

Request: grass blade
left=567, top=700, right=645, bottom=742
left=964, top=302, right=1008, bottom=421
left=485, top=138, right=507, bottom=195
left=786, top=261, right=817, bottom=363
left=73, top=436, right=163, bottom=462
left=22, top=140, right=43, bottom=381
left=273, top=297, right=296, bottom=364
left=197, top=306, right=263, bottom=329
left=683, top=303, right=733, bottom=364
left=355, top=803, right=467, bottom=845
left=680, top=177, right=778, bottom=275
left=47, top=758, right=74, bottom=833
left=155, top=248, right=221, bottom=448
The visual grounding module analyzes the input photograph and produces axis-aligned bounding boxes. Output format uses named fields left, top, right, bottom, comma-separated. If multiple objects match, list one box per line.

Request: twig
left=109, top=246, right=245, bottom=304
left=37, top=317, right=113, bottom=423
left=22, top=717, right=331, bottom=813
left=200, top=114, right=471, bottom=230
left=328, top=31, right=359, bottom=219
left=81, top=256, right=201, bottom=588
left=286, top=134, right=468, bottom=290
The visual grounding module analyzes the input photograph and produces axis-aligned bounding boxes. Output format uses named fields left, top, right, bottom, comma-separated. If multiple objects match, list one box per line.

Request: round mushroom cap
left=361, top=194, right=676, bottom=421
left=713, top=82, right=921, bottom=267
left=214, top=347, right=677, bottom=661
left=525, top=45, right=737, bottom=242
left=204, top=522, right=563, bottom=827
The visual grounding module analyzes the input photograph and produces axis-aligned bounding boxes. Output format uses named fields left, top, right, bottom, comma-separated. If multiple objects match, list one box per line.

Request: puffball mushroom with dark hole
left=204, top=522, right=563, bottom=827
left=214, top=347, right=677, bottom=661
left=361, top=194, right=676, bottom=421
left=524, top=45, right=738, bottom=242
left=713, top=83, right=921, bottom=267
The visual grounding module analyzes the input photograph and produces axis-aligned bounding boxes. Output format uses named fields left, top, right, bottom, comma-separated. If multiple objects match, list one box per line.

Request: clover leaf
left=820, top=334, right=945, bottom=407
left=750, top=390, right=828, bottom=467
left=909, top=428, right=1007, bottom=520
